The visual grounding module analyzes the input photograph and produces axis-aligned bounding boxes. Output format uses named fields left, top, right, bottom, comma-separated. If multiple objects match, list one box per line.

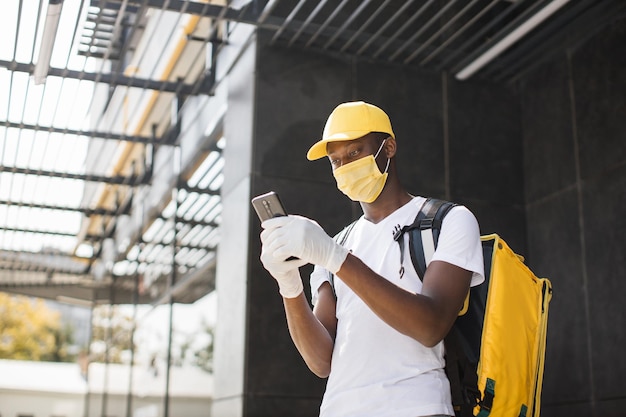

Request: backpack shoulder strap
left=328, top=220, right=357, bottom=295
left=404, top=198, right=458, bottom=280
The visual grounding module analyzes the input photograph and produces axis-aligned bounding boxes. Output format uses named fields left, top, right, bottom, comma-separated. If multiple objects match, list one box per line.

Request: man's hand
left=261, top=215, right=349, bottom=274
left=260, top=235, right=308, bottom=298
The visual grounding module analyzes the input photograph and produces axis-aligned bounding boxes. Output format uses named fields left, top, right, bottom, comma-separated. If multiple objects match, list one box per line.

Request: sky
left=0, top=0, right=96, bottom=254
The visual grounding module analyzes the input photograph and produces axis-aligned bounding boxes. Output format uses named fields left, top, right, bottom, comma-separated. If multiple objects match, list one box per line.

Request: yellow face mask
left=333, top=139, right=390, bottom=203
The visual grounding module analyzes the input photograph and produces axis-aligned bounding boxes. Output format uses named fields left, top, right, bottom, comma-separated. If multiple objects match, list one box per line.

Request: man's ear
left=384, top=136, right=397, bottom=158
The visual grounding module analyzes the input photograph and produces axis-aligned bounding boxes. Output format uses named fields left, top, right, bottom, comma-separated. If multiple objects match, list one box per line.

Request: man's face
left=326, top=133, right=386, bottom=171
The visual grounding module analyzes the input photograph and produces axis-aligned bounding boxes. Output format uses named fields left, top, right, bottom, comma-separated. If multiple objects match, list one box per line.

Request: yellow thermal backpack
left=398, top=198, right=553, bottom=417
left=333, top=198, right=553, bottom=417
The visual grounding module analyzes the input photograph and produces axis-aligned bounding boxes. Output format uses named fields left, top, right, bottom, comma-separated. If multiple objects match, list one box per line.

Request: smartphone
left=252, top=191, right=298, bottom=261
left=251, top=191, right=287, bottom=222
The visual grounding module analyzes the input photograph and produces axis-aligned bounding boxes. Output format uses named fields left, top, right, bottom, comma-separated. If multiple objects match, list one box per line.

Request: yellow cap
left=307, top=101, right=395, bottom=160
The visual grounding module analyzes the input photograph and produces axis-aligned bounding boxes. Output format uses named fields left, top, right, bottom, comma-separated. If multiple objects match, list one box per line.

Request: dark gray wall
left=520, top=19, right=626, bottom=416
left=225, top=16, right=625, bottom=417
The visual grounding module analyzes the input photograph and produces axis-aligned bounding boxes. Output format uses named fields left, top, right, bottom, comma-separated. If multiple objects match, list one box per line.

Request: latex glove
left=261, top=215, right=349, bottom=274
left=260, top=230, right=308, bottom=298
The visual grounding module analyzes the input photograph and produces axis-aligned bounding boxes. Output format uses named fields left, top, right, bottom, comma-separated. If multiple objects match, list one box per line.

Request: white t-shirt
left=310, top=196, right=484, bottom=417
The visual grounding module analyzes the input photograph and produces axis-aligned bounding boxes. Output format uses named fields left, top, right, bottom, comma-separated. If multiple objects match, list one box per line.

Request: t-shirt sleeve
left=310, top=264, right=331, bottom=306
left=431, top=205, right=485, bottom=287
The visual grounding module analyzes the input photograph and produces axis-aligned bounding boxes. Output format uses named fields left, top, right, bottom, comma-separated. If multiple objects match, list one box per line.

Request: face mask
left=333, top=139, right=390, bottom=203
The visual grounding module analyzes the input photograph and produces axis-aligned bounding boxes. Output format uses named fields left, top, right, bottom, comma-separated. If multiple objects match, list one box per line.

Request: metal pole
left=163, top=145, right=181, bottom=417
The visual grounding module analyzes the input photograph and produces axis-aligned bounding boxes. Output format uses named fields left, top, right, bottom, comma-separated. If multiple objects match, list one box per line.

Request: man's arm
left=283, top=281, right=336, bottom=378
left=262, top=214, right=473, bottom=348
left=336, top=255, right=471, bottom=347
left=260, top=219, right=339, bottom=378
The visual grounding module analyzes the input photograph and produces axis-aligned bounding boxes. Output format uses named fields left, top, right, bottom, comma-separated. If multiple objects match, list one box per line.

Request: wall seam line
left=442, top=72, right=450, bottom=201
left=567, top=48, right=596, bottom=414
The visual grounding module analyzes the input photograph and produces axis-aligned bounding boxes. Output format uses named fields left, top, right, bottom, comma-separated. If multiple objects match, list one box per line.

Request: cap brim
left=306, top=130, right=371, bottom=160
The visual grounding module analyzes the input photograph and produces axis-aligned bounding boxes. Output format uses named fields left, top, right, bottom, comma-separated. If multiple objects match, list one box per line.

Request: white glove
left=261, top=215, right=349, bottom=274
left=260, top=230, right=308, bottom=298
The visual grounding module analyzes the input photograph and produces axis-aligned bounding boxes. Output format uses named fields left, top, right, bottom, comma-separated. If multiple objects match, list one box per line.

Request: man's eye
left=349, top=150, right=359, bottom=157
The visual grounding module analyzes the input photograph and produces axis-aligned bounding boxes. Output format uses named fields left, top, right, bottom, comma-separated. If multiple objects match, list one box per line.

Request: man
left=260, top=101, right=484, bottom=417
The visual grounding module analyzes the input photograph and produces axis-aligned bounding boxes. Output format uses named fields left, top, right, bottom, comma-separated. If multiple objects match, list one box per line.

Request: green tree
left=90, top=304, right=134, bottom=363
left=0, top=292, right=75, bottom=361
left=192, top=320, right=214, bottom=373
